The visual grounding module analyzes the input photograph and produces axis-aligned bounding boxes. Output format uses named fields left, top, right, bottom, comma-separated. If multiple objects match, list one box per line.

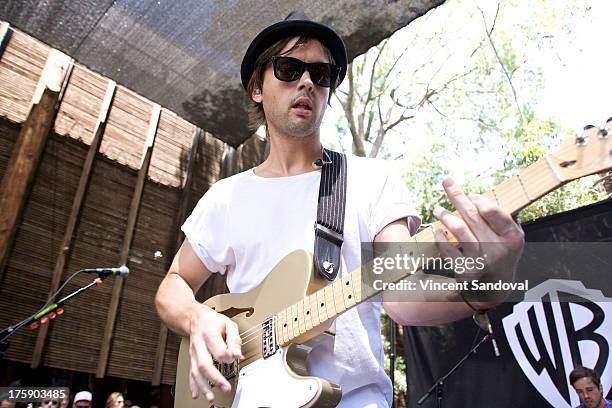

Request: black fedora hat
left=240, top=11, right=347, bottom=90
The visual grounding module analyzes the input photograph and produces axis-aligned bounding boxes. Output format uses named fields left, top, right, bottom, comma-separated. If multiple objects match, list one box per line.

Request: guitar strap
left=314, top=148, right=347, bottom=281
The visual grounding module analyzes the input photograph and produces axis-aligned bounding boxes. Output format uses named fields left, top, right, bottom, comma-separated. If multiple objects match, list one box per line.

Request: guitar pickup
left=262, top=316, right=278, bottom=359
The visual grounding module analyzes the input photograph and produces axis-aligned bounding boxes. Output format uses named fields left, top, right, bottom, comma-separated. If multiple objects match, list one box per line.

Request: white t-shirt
left=183, top=155, right=420, bottom=407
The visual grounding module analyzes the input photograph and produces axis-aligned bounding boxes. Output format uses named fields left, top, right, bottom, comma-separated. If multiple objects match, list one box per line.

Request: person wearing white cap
left=72, top=391, right=92, bottom=408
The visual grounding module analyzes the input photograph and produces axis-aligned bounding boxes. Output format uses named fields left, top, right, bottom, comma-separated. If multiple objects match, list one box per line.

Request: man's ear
left=252, top=88, right=262, bottom=103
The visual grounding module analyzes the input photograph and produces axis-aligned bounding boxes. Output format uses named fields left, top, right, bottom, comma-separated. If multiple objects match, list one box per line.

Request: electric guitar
left=175, top=120, right=612, bottom=408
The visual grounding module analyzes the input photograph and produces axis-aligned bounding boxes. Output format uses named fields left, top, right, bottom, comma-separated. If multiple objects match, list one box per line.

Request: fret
left=283, top=308, right=290, bottom=344
left=283, top=305, right=292, bottom=342
left=341, top=274, right=356, bottom=309
left=522, top=160, right=561, bottom=201
left=516, top=173, right=533, bottom=202
left=303, top=295, right=313, bottom=331
left=296, top=299, right=306, bottom=335
left=324, top=284, right=337, bottom=318
left=289, top=303, right=299, bottom=339
left=493, top=177, right=527, bottom=212
left=545, top=155, right=563, bottom=182
left=420, top=226, right=435, bottom=243
left=490, top=188, right=500, bottom=207
left=316, top=288, right=329, bottom=321
left=332, top=280, right=346, bottom=315
left=308, top=293, right=320, bottom=327
left=276, top=309, right=287, bottom=345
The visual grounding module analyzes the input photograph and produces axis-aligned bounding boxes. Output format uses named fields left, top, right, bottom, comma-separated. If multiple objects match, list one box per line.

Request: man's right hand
left=188, top=304, right=243, bottom=402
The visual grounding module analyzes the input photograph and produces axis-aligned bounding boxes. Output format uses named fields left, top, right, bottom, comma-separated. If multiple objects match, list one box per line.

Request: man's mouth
left=291, top=97, right=313, bottom=114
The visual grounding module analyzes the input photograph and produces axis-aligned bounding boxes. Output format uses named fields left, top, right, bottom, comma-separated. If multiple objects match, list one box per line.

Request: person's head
left=570, top=366, right=605, bottom=408
left=105, top=392, right=125, bottom=408
left=72, top=391, right=92, bottom=408
left=0, top=400, right=16, bottom=408
left=241, top=12, right=347, bottom=137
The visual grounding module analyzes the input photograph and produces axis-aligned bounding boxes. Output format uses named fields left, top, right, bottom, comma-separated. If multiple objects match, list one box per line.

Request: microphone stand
left=0, top=277, right=105, bottom=360
left=417, top=334, right=492, bottom=408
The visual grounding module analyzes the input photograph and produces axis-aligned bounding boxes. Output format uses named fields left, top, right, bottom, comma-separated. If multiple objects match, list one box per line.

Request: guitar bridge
left=262, top=316, right=278, bottom=359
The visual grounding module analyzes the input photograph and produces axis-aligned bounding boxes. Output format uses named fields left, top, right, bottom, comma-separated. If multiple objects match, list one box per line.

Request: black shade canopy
left=0, top=0, right=444, bottom=146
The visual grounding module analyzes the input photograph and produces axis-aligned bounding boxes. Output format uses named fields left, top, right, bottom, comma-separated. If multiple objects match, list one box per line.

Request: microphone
left=81, top=265, right=129, bottom=278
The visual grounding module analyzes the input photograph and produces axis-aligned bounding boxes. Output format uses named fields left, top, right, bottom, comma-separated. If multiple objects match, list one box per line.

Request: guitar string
left=220, top=140, right=606, bottom=370
left=235, top=271, right=356, bottom=343
left=233, top=174, right=551, bottom=359
left=237, top=286, right=343, bottom=345
left=228, top=141, right=597, bottom=357
left=232, top=289, right=333, bottom=342
left=238, top=289, right=355, bottom=351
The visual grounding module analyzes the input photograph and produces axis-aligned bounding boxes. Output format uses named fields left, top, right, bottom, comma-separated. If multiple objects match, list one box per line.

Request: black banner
left=403, top=198, right=612, bottom=408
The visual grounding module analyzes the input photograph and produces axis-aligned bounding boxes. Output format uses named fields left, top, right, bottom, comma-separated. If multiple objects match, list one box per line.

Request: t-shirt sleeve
left=369, top=164, right=421, bottom=238
left=181, top=183, right=234, bottom=274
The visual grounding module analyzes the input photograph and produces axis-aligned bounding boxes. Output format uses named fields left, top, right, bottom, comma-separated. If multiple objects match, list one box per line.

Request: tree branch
left=478, top=3, right=524, bottom=124
left=337, top=65, right=366, bottom=157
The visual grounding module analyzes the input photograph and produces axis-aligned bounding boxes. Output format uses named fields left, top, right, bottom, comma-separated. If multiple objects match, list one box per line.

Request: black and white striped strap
left=314, top=149, right=347, bottom=281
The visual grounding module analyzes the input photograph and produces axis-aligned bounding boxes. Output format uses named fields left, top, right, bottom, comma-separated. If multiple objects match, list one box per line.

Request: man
left=570, top=366, right=611, bottom=408
left=155, top=13, right=524, bottom=407
left=71, top=391, right=91, bottom=408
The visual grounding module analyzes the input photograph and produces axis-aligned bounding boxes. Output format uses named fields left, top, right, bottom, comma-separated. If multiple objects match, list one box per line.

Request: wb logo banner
left=502, top=280, right=612, bottom=407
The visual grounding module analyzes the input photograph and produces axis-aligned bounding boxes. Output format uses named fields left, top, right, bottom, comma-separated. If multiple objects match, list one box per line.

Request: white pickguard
left=230, top=348, right=319, bottom=408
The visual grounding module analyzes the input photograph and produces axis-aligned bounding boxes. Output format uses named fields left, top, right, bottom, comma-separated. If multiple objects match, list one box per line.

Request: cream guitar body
left=175, top=250, right=342, bottom=408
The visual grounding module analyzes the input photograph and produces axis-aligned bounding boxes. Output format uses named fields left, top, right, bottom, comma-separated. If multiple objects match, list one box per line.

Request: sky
left=321, top=0, right=612, bottom=180
left=537, top=1, right=612, bottom=129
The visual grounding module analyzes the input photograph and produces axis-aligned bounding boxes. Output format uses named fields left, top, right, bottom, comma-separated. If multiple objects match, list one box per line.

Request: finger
left=204, top=328, right=235, bottom=363
left=433, top=207, right=477, bottom=244
left=471, top=194, right=523, bottom=238
left=188, top=372, right=198, bottom=400
left=189, top=369, right=213, bottom=401
left=224, top=320, right=243, bottom=359
left=191, top=340, right=231, bottom=393
left=189, top=341, right=215, bottom=401
left=442, top=177, right=484, bottom=231
left=432, top=228, right=461, bottom=260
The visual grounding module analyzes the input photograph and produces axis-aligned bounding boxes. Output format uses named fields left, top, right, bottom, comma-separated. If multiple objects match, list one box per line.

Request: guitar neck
left=275, top=128, right=612, bottom=345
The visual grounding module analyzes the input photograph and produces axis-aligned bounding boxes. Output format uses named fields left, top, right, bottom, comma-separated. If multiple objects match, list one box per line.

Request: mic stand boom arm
left=0, top=277, right=105, bottom=359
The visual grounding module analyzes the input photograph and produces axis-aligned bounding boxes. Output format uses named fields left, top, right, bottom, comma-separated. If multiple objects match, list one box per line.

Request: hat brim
left=241, top=20, right=347, bottom=90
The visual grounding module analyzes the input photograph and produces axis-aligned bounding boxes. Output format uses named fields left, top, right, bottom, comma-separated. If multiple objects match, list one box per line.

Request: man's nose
left=297, top=69, right=314, bottom=92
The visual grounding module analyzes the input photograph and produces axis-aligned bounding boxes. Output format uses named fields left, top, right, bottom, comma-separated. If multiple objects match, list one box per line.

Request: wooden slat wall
left=0, top=133, right=88, bottom=364
left=149, top=109, right=197, bottom=187
left=0, top=28, right=47, bottom=123
left=0, top=22, right=261, bottom=384
left=101, top=86, right=152, bottom=169
left=42, top=154, right=135, bottom=373
left=54, top=65, right=110, bottom=145
left=107, top=179, right=180, bottom=380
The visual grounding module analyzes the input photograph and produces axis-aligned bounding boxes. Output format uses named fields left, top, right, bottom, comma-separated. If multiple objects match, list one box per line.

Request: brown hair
left=245, top=36, right=337, bottom=131
left=569, top=366, right=601, bottom=388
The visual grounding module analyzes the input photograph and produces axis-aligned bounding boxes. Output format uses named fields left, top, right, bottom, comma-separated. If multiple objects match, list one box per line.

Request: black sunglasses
left=270, top=56, right=340, bottom=88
